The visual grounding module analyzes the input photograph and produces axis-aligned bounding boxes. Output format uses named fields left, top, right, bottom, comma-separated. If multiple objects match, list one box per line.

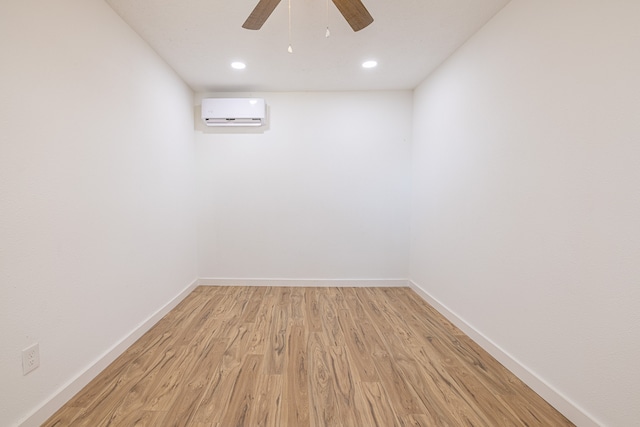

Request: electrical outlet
left=22, top=343, right=40, bottom=375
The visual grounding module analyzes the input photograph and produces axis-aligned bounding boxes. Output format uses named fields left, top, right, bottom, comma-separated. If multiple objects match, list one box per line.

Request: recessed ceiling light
left=231, top=62, right=246, bottom=70
left=362, top=60, right=378, bottom=69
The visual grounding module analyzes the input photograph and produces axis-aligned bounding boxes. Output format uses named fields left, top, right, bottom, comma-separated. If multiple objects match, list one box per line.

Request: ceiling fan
left=242, top=0, right=374, bottom=32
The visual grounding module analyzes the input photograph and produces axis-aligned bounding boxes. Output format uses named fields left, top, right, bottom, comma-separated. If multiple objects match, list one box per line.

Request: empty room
left=1, top=0, right=638, bottom=426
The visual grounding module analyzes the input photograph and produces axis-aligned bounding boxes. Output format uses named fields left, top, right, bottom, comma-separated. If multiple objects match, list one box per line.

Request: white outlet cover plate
left=22, top=343, right=40, bottom=375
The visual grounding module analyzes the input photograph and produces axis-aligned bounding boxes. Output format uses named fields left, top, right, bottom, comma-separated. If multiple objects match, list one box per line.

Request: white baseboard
left=198, top=278, right=410, bottom=288
left=408, top=280, right=601, bottom=427
left=19, top=278, right=199, bottom=427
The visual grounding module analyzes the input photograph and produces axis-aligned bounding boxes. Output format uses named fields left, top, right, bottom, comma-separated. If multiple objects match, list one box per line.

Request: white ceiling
left=105, top=0, right=510, bottom=92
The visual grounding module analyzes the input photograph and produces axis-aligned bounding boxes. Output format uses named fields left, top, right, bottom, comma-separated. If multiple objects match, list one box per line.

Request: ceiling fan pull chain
left=325, top=0, right=331, bottom=37
left=287, top=0, right=293, bottom=53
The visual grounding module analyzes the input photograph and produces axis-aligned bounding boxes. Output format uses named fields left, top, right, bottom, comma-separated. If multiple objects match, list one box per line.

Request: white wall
left=196, top=92, right=412, bottom=281
left=410, top=1, right=640, bottom=425
left=0, top=1, right=198, bottom=425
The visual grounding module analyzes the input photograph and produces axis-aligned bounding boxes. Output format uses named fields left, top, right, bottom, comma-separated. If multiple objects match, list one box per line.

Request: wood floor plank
left=209, top=286, right=243, bottom=319
left=112, top=410, right=168, bottom=426
left=389, top=287, right=464, bottom=337
left=44, top=287, right=574, bottom=427
left=241, top=287, right=268, bottom=323
left=399, top=414, right=431, bottom=427
left=285, top=323, right=310, bottom=427
left=247, top=374, right=283, bottom=427
left=384, top=292, right=494, bottom=386
left=48, top=295, right=215, bottom=426
left=98, top=350, right=180, bottom=424
left=359, top=289, right=492, bottom=425
left=337, top=308, right=379, bottom=382
left=355, top=290, right=430, bottom=417
left=276, top=286, right=291, bottom=306
left=392, top=288, right=574, bottom=426
left=132, top=300, right=229, bottom=414
left=308, top=332, right=340, bottom=427
left=369, top=348, right=428, bottom=417
left=246, top=287, right=275, bottom=354
left=327, top=345, right=365, bottom=427
left=339, top=287, right=368, bottom=322
left=396, top=344, right=489, bottom=426
left=219, top=354, right=263, bottom=427
left=290, top=287, right=306, bottom=320
left=264, top=293, right=289, bottom=375
left=191, top=325, right=253, bottom=424
left=318, top=289, right=346, bottom=346
left=458, top=334, right=574, bottom=426
left=161, top=337, right=228, bottom=426
left=359, top=381, right=402, bottom=427
left=305, top=287, right=323, bottom=333
left=52, top=290, right=203, bottom=415
left=326, top=286, right=349, bottom=310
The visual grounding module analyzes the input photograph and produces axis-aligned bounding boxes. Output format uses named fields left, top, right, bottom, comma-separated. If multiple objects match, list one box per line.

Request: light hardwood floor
left=44, top=287, right=574, bottom=426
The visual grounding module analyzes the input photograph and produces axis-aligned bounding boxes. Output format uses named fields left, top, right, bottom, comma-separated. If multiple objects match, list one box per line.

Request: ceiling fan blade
left=331, top=0, right=374, bottom=32
left=242, top=0, right=282, bottom=30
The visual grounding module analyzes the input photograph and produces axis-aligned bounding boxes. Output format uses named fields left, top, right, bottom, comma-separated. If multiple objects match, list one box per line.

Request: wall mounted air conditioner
left=201, top=98, right=266, bottom=127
